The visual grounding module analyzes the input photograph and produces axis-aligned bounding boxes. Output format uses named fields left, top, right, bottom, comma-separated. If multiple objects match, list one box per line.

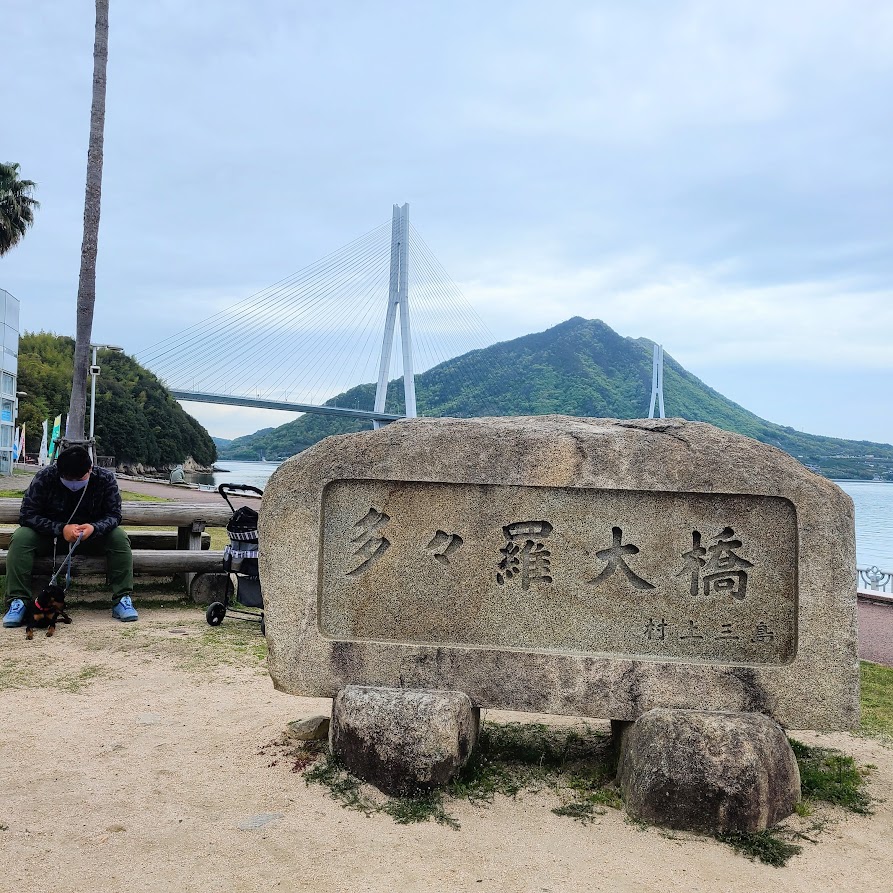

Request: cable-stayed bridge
left=138, top=204, right=494, bottom=427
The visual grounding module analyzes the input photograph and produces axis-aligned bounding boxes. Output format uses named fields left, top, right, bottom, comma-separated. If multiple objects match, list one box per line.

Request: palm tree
left=0, top=162, right=40, bottom=256
left=67, top=0, right=110, bottom=443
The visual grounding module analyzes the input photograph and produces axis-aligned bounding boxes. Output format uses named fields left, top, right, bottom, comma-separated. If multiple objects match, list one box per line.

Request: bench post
left=177, top=520, right=207, bottom=592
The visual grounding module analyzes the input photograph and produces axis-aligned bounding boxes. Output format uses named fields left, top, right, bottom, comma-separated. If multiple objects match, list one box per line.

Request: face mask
left=61, top=477, right=89, bottom=492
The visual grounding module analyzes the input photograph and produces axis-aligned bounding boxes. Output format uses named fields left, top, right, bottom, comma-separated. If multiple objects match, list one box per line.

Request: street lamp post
left=89, top=343, right=123, bottom=461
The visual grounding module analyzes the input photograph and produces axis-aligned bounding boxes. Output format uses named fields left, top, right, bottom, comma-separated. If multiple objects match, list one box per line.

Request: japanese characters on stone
left=323, top=482, right=795, bottom=664
left=344, top=508, right=759, bottom=604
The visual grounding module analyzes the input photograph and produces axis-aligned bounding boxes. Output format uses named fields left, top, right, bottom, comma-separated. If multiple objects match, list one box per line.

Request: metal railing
left=857, top=566, right=893, bottom=593
left=20, top=453, right=116, bottom=468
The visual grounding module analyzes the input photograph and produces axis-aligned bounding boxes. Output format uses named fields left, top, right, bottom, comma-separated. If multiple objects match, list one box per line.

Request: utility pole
left=373, top=203, right=416, bottom=429
left=88, top=343, right=123, bottom=462
left=648, top=343, right=666, bottom=419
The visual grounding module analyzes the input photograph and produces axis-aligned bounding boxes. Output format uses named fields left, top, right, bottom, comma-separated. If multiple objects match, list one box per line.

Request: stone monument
left=260, top=417, right=858, bottom=826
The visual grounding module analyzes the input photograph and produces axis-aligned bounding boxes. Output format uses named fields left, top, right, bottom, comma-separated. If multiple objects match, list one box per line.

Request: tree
left=0, top=162, right=40, bottom=256
left=66, top=0, right=110, bottom=443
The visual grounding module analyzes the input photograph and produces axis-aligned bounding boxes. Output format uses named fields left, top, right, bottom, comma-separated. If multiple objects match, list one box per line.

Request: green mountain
left=18, top=332, right=216, bottom=468
left=218, top=317, right=893, bottom=481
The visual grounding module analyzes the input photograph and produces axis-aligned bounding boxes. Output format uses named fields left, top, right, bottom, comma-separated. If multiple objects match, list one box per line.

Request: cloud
left=5, top=1, right=893, bottom=443
left=461, top=257, right=893, bottom=370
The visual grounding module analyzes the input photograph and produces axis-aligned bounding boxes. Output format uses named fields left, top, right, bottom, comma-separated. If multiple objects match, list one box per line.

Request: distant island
left=18, top=332, right=216, bottom=471
left=217, top=317, right=893, bottom=482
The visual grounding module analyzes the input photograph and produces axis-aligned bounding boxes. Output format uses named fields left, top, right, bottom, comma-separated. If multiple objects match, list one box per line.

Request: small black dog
left=25, top=585, right=72, bottom=640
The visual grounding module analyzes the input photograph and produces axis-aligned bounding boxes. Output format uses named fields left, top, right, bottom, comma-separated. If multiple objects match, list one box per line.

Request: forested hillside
left=217, top=317, right=893, bottom=480
left=18, top=332, right=216, bottom=468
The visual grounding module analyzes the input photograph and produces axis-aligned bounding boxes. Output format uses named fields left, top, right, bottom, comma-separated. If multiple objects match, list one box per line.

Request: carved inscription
left=497, top=521, right=553, bottom=589
left=426, top=530, right=464, bottom=567
left=319, top=481, right=798, bottom=665
left=589, top=526, right=655, bottom=591
left=346, top=508, right=390, bottom=577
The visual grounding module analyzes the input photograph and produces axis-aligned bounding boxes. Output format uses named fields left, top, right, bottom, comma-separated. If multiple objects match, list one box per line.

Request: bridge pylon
left=648, top=343, right=666, bottom=419
left=373, top=203, right=416, bottom=429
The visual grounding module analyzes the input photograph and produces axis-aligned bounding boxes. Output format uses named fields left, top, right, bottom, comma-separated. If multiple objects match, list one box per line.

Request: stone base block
left=617, top=709, right=801, bottom=834
left=330, top=686, right=480, bottom=797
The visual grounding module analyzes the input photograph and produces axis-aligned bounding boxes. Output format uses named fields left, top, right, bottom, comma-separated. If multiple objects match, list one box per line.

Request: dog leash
left=49, top=533, right=84, bottom=589
left=50, top=472, right=91, bottom=574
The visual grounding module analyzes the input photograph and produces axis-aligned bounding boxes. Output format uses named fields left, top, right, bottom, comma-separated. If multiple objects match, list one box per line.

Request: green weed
left=382, top=794, right=460, bottom=829
left=304, top=756, right=375, bottom=816
left=304, top=721, right=620, bottom=830
left=715, top=830, right=803, bottom=867
left=789, top=739, right=873, bottom=814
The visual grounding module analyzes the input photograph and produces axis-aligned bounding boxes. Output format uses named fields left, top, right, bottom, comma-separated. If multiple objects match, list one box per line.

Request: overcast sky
left=3, top=1, right=892, bottom=442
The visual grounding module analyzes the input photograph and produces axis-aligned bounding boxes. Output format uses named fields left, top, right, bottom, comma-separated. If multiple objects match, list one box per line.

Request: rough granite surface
left=259, top=416, right=859, bottom=730
left=617, top=708, right=802, bottom=833
left=330, top=685, right=480, bottom=796
left=285, top=715, right=330, bottom=742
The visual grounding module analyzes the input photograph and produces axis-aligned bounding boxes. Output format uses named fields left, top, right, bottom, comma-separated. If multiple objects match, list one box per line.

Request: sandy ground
left=0, top=606, right=891, bottom=893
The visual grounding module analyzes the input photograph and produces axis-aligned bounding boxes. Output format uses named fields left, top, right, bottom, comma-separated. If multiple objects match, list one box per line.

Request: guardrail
left=857, top=565, right=893, bottom=596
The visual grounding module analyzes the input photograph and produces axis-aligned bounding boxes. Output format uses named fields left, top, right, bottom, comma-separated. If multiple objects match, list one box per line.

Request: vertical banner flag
left=39, top=420, right=48, bottom=466
left=18, top=424, right=25, bottom=464
left=48, top=414, right=62, bottom=460
left=12, top=427, right=19, bottom=462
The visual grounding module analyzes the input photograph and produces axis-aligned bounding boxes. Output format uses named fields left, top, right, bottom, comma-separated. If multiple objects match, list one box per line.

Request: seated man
left=3, top=445, right=137, bottom=627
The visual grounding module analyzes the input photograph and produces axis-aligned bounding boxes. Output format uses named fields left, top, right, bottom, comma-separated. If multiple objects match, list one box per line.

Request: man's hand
left=62, top=524, right=94, bottom=543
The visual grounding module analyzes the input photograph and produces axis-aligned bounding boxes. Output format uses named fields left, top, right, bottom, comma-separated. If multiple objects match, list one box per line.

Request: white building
left=0, top=289, right=21, bottom=476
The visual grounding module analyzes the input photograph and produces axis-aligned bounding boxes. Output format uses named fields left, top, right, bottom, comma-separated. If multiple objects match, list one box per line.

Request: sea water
left=836, top=481, right=893, bottom=570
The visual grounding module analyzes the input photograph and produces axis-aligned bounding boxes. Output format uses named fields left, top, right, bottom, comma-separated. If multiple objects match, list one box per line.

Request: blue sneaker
left=3, top=599, right=25, bottom=628
left=112, top=595, right=138, bottom=622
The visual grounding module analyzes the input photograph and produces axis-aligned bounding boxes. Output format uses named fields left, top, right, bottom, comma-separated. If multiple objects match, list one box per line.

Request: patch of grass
left=58, top=664, right=105, bottom=693
left=302, top=755, right=459, bottom=827
left=0, top=657, right=105, bottom=693
left=303, top=721, right=619, bottom=830
left=789, top=739, right=873, bottom=814
left=118, top=491, right=173, bottom=502
left=451, top=722, right=619, bottom=817
left=304, top=756, right=376, bottom=816
left=72, top=608, right=266, bottom=671
left=861, top=660, right=893, bottom=741
left=0, top=657, right=36, bottom=691
left=715, top=830, right=803, bottom=867
left=382, top=793, right=460, bottom=829
left=0, top=488, right=27, bottom=497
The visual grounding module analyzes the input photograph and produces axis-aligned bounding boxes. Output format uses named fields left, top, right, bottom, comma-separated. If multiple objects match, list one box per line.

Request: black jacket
left=19, top=466, right=123, bottom=539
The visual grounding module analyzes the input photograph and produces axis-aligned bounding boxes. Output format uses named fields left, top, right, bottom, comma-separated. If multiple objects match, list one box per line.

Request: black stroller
left=205, top=483, right=265, bottom=634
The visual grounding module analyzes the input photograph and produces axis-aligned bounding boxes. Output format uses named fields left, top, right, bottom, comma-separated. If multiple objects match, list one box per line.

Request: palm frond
left=0, top=161, right=39, bottom=256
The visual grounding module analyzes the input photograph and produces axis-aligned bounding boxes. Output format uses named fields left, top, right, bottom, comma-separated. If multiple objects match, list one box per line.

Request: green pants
left=4, top=526, right=133, bottom=607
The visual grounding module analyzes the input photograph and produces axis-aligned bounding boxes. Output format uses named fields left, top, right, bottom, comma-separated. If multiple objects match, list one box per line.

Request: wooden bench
left=0, top=498, right=235, bottom=603
left=0, top=529, right=212, bottom=551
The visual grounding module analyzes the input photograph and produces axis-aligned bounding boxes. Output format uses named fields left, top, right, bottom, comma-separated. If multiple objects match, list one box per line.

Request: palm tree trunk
left=67, top=0, right=110, bottom=443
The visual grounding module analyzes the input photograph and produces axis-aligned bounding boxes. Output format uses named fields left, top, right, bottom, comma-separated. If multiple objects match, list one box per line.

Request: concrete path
left=859, top=599, right=893, bottom=667
left=116, top=475, right=258, bottom=509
